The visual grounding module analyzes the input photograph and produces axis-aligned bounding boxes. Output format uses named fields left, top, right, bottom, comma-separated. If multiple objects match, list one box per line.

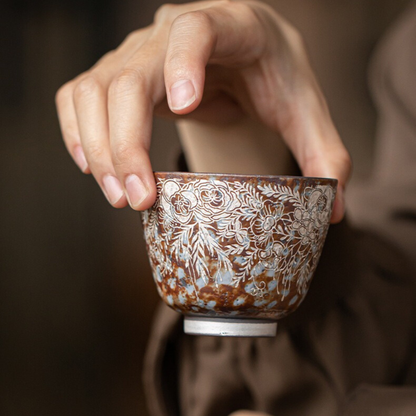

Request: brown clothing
left=144, top=2, right=416, bottom=415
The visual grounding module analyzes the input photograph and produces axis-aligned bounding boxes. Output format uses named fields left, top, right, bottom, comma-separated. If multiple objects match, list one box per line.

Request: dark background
left=0, top=1, right=182, bottom=414
left=0, top=0, right=410, bottom=415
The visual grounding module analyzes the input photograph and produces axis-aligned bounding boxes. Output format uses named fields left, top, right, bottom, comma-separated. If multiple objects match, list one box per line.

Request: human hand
left=56, top=0, right=350, bottom=222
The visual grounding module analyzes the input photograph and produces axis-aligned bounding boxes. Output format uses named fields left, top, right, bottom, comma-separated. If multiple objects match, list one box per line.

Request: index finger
left=107, top=38, right=169, bottom=210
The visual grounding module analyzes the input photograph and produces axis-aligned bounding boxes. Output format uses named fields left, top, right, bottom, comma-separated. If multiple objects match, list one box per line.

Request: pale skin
left=56, top=0, right=351, bottom=224
left=56, top=1, right=351, bottom=413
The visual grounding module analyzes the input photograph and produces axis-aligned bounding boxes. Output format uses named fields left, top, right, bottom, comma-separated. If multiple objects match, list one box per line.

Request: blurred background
left=0, top=0, right=410, bottom=415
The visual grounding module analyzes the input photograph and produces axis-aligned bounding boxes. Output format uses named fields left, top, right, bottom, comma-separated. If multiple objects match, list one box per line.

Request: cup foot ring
left=184, top=316, right=277, bottom=337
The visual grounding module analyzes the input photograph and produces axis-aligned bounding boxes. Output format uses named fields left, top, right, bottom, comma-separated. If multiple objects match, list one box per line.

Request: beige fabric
left=144, top=223, right=416, bottom=415
left=144, top=2, right=416, bottom=415
left=349, top=0, right=416, bottom=271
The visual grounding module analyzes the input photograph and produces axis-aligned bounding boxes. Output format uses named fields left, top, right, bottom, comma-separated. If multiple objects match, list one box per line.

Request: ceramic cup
left=142, top=172, right=337, bottom=337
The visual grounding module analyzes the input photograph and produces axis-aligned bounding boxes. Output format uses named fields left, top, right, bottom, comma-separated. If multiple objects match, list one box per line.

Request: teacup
left=142, top=172, right=337, bottom=337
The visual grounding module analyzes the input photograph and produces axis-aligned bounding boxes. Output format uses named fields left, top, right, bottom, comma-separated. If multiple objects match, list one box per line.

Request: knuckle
left=331, top=148, right=352, bottom=186
left=109, top=68, right=144, bottom=99
left=55, top=81, right=73, bottom=107
left=62, top=124, right=80, bottom=143
left=228, top=1, right=253, bottom=15
left=154, top=3, right=176, bottom=24
left=95, top=49, right=116, bottom=66
left=122, top=28, right=148, bottom=47
left=237, top=2, right=265, bottom=28
left=123, top=30, right=140, bottom=44
left=340, top=150, right=353, bottom=178
left=278, top=17, right=304, bottom=49
left=290, top=26, right=304, bottom=48
left=103, top=49, right=116, bottom=59
left=73, top=75, right=102, bottom=102
left=172, top=10, right=212, bottom=32
left=112, top=140, right=135, bottom=167
left=85, top=142, right=105, bottom=162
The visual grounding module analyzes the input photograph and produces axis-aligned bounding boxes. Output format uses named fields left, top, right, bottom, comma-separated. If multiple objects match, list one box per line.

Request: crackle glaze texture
left=142, top=172, right=337, bottom=321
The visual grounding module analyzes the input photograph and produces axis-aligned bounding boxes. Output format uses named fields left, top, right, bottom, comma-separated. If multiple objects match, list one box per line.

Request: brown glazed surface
left=142, top=172, right=337, bottom=321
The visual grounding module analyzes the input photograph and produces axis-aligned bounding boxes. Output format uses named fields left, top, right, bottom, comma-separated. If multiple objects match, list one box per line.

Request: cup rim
left=153, top=171, right=338, bottom=185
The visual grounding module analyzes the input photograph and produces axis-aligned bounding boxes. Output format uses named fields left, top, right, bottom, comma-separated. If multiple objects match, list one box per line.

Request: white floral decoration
left=142, top=178, right=334, bottom=301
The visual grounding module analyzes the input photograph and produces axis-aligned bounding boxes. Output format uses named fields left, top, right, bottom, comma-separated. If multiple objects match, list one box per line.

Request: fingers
left=56, top=48, right=133, bottom=176
left=56, top=28, right=152, bottom=208
left=107, top=66, right=157, bottom=210
left=162, top=2, right=350, bottom=223
left=107, top=37, right=170, bottom=210
left=56, top=78, right=90, bottom=174
left=57, top=0, right=351, bottom=222
left=302, top=143, right=351, bottom=224
left=57, top=2, right=267, bottom=210
left=73, top=73, right=127, bottom=207
left=302, top=132, right=351, bottom=224
left=280, top=85, right=351, bottom=223
left=164, top=3, right=266, bottom=115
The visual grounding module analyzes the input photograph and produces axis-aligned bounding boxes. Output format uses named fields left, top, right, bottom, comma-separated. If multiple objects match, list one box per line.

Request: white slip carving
left=143, top=178, right=334, bottom=301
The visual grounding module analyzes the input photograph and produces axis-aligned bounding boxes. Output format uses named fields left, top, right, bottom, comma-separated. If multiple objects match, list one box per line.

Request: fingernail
left=103, top=174, right=124, bottom=205
left=170, top=79, right=196, bottom=110
left=73, top=145, right=88, bottom=172
left=125, top=174, right=149, bottom=209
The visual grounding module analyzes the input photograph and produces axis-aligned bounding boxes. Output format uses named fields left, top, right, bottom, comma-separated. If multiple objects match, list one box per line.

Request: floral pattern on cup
left=142, top=173, right=337, bottom=320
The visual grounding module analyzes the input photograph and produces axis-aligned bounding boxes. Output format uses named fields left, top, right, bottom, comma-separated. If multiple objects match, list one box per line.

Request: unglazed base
left=184, top=316, right=277, bottom=337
